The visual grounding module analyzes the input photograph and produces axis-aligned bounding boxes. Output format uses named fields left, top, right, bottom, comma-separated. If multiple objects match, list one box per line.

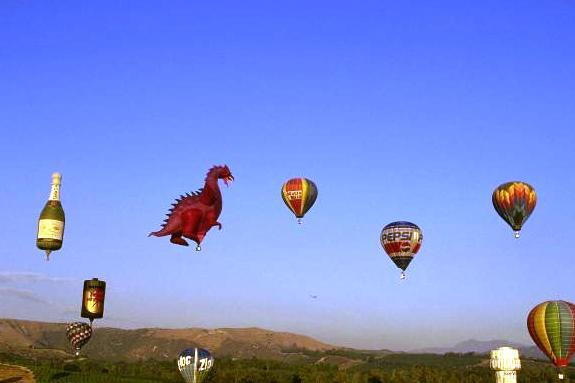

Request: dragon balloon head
left=218, top=165, right=234, bottom=186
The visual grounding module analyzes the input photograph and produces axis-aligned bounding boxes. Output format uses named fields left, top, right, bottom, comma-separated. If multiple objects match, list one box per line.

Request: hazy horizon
left=0, top=308, right=534, bottom=352
left=1, top=1, right=574, bottom=351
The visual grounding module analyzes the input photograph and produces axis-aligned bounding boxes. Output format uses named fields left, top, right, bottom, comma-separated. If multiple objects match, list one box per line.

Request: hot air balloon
left=380, top=221, right=423, bottom=279
left=527, top=300, right=575, bottom=380
left=66, top=322, right=92, bottom=356
left=177, top=348, right=214, bottom=383
left=81, top=278, right=106, bottom=325
left=281, top=178, right=318, bottom=224
left=492, top=181, right=537, bottom=238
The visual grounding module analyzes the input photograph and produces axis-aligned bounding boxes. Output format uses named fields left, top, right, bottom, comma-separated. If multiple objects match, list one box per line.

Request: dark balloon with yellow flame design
left=281, top=178, right=318, bottom=224
left=492, top=181, right=537, bottom=238
left=81, top=278, right=106, bottom=324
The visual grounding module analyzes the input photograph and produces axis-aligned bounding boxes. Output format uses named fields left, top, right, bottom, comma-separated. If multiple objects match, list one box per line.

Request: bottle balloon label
left=37, top=219, right=64, bottom=240
left=83, top=287, right=105, bottom=314
left=49, top=184, right=60, bottom=201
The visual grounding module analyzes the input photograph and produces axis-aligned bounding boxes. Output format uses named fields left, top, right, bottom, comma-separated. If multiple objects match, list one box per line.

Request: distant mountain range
left=0, top=318, right=547, bottom=363
left=411, top=339, right=546, bottom=360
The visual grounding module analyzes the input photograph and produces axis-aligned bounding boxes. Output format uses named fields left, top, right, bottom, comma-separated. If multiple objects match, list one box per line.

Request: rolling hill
left=0, top=318, right=548, bottom=364
left=0, top=318, right=335, bottom=362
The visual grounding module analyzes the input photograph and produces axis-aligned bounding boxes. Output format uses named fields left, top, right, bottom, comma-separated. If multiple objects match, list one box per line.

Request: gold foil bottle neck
left=51, top=172, right=62, bottom=184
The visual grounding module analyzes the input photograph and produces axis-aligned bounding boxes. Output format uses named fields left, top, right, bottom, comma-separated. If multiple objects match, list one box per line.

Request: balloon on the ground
left=527, top=300, right=575, bottom=380
left=281, top=178, right=318, bottom=223
left=380, top=221, right=423, bottom=279
left=66, top=322, right=92, bottom=356
left=178, top=348, right=214, bottom=383
left=492, top=181, right=536, bottom=238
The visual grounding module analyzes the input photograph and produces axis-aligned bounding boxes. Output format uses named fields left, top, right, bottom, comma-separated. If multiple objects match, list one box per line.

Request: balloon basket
left=514, top=231, right=520, bottom=239
left=400, top=272, right=406, bottom=280
left=297, top=218, right=303, bottom=224
left=195, top=245, right=201, bottom=251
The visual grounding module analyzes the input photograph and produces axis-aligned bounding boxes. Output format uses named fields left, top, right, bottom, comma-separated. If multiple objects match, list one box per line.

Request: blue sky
left=1, top=1, right=574, bottom=350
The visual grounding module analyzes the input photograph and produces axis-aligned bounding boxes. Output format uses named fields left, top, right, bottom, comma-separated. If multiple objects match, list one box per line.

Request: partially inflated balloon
left=66, top=322, right=92, bottom=356
left=492, top=181, right=536, bottom=238
left=380, top=221, right=423, bottom=279
left=527, top=300, right=575, bottom=380
left=281, top=178, right=318, bottom=223
left=178, top=348, right=214, bottom=383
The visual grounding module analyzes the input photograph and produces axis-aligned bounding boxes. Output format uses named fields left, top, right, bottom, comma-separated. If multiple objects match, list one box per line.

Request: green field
left=1, top=351, right=572, bottom=383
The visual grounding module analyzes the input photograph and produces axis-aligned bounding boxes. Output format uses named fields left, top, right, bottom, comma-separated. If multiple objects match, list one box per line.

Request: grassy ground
left=1, top=351, right=572, bottom=383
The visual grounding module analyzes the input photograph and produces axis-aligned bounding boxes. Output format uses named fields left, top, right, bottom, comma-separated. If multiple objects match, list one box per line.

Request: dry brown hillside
left=0, top=319, right=66, bottom=350
left=0, top=363, right=35, bottom=383
left=0, top=318, right=336, bottom=362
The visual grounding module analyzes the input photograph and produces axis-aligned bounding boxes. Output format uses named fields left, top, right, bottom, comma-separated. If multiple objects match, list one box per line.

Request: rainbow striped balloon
left=527, top=300, right=575, bottom=369
left=281, top=178, right=318, bottom=223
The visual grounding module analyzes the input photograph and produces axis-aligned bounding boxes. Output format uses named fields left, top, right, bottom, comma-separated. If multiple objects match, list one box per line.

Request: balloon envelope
left=65, top=322, right=92, bottom=355
left=177, top=348, right=214, bottom=383
left=527, top=300, right=575, bottom=368
left=492, top=181, right=536, bottom=237
left=380, top=221, right=423, bottom=276
left=281, top=178, right=318, bottom=221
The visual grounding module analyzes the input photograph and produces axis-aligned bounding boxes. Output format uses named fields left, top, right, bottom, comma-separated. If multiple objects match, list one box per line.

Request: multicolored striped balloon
left=527, top=300, right=575, bottom=373
left=380, top=221, right=423, bottom=279
left=66, top=321, right=92, bottom=356
left=492, top=181, right=537, bottom=238
left=281, top=178, right=318, bottom=223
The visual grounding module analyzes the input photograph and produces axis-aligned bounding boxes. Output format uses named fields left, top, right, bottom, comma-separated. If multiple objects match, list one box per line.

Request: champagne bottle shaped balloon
left=36, top=172, right=65, bottom=260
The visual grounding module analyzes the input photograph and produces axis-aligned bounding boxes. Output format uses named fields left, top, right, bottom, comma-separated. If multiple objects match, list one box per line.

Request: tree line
left=1, top=351, right=572, bottom=383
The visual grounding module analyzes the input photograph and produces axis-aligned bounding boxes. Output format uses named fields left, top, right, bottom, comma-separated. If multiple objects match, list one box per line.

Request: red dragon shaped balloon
left=149, top=165, right=234, bottom=251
